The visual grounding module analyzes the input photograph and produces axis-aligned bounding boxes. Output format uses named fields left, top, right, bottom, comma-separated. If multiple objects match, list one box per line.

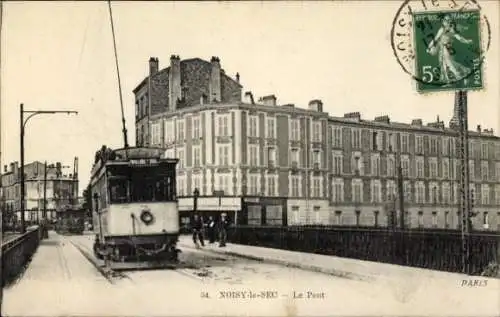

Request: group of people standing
left=191, top=213, right=230, bottom=248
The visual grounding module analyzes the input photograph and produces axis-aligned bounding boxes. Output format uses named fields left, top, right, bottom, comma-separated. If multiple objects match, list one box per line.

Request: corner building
left=134, top=55, right=500, bottom=231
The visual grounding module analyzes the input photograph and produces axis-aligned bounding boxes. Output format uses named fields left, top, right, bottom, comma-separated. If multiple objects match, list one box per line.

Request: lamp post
left=19, top=103, right=78, bottom=233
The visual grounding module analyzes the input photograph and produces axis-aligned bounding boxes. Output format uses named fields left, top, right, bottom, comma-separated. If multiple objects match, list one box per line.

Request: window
left=483, top=212, right=489, bottom=229
left=290, top=148, right=300, bottom=166
left=218, top=115, right=229, bottom=137
left=177, top=176, right=186, bottom=197
left=432, top=211, right=437, bottom=228
left=193, top=146, right=201, bottom=167
left=469, top=141, right=476, bottom=158
left=332, top=127, right=342, bottom=147
left=217, top=174, right=231, bottom=194
left=371, top=180, right=381, bottom=203
left=290, top=175, right=301, bottom=197
left=352, top=179, right=363, bottom=203
left=452, top=159, right=457, bottom=179
left=176, top=120, right=185, bottom=141
left=249, top=145, right=259, bottom=166
left=266, top=175, right=278, bottom=196
left=387, top=155, right=395, bottom=177
left=247, top=205, right=262, bottom=225
left=442, top=158, right=450, bottom=179
left=444, top=211, right=450, bottom=228
left=331, top=178, right=344, bottom=202
left=430, top=183, right=439, bottom=204
left=192, top=117, right=201, bottom=139
left=266, top=117, right=276, bottom=139
left=401, top=156, right=410, bottom=177
left=177, top=149, right=185, bottom=168
left=386, top=132, right=396, bottom=151
left=481, top=143, right=489, bottom=159
left=481, top=161, right=489, bottom=181
left=165, top=120, right=175, bottom=143
left=429, top=158, right=438, bottom=178
left=371, top=154, right=380, bottom=176
left=151, top=122, right=161, bottom=145
left=332, top=152, right=343, bottom=175
left=418, top=211, right=424, bottom=228
left=292, top=206, right=299, bottom=224
left=430, top=137, right=437, bottom=155
left=192, top=176, right=202, bottom=195
left=401, top=134, right=409, bottom=152
left=312, top=176, right=322, bottom=198
left=386, top=180, right=396, bottom=201
left=248, top=174, right=259, bottom=195
left=267, top=147, right=277, bottom=166
left=248, top=115, right=258, bottom=137
left=374, top=211, right=380, bottom=227
left=313, top=206, right=321, bottom=224
left=265, top=206, right=283, bottom=225
left=218, top=145, right=229, bottom=166
left=453, top=183, right=459, bottom=204
left=416, top=156, right=424, bottom=178
left=496, top=162, right=500, bottom=181
left=442, top=137, right=449, bottom=156
left=312, top=150, right=321, bottom=167
left=312, top=122, right=321, bottom=142
left=352, top=129, right=361, bottom=149
left=355, top=210, right=361, bottom=226
left=416, top=182, right=425, bottom=203
left=291, top=119, right=300, bottom=141
left=482, top=184, right=490, bottom=205
left=495, top=185, right=500, bottom=205
left=372, top=131, right=382, bottom=151
left=469, top=160, right=475, bottom=180
left=415, top=136, right=423, bottom=154
left=442, top=183, right=450, bottom=204
left=352, top=153, right=363, bottom=175
left=450, top=138, right=456, bottom=156
left=335, top=210, right=342, bottom=225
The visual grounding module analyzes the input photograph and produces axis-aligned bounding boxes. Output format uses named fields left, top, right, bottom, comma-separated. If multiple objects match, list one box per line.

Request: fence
left=228, top=225, right=500, bottom=275
left=2, top=226, right=42, bottom=287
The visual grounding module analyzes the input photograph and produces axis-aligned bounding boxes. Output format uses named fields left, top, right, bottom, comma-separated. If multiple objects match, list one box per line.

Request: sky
left=1, top=1, right=499, bottom=195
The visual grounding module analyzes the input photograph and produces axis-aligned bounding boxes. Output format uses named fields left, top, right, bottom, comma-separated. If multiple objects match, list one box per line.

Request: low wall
left=2, top=226, right=42, bottom=287
left=228, top=225, right=500, bottom=275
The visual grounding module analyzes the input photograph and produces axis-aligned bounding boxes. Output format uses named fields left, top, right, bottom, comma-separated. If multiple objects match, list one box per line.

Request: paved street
left=2, top=232, right=499, bottom=317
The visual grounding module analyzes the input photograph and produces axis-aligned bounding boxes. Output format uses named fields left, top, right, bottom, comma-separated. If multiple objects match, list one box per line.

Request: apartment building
left=134, top=55, right=500, bottom=231
left=0, top=160, right=79, bottom=225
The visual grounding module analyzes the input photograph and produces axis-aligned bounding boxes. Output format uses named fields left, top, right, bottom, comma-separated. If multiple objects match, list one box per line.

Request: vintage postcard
left=1, top=0, right=499, bottom=316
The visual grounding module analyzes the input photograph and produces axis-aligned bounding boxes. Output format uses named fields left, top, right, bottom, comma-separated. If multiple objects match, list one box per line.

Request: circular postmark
left=140, top=208, right=155, bottom=225
left=391, top=0, right=491, bottom=91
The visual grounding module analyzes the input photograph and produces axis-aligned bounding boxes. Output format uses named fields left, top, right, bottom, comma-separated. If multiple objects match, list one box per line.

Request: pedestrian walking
left=207, top=216, right=216, bottom=244
left=218, top=213, right=230, bottom=247
left=192, top=214, right=205, bottom=248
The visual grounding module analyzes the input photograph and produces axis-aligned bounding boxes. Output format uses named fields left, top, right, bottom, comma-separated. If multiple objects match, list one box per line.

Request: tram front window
left=108, top=167, right=176, bottom=203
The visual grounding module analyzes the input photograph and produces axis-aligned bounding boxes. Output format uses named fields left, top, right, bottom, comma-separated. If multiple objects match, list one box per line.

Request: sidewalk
left=177, top=235, right=499, bottom=284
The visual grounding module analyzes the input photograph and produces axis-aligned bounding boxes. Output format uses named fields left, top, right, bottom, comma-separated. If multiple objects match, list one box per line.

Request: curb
left=178, top=243, right=374, bottom=282
left=69, top=240, right=116, bottom=284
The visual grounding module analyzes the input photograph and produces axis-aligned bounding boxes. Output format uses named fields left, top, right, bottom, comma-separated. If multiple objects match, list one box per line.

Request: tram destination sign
left=129, top=158, right=159, bottom=166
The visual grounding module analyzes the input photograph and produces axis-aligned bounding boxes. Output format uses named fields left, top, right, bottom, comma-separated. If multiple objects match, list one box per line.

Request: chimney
left=210, top=56, right=221, bottom=103
left=236, top=72, right=240, bottom=83
left=244, top=91, right=255, bottom=104
left=3, top=165, right=6, bottom=173
left=149, top=57, right=159, bottom=76
left=411, top=119, right=423, bottom=126
left=14, top=162, right=19, bottom=173
left=10, top=163, right=14, bottom=172
left=374, top=115, right=390, bottom=124
left=344, top=112, right=361, bottom=121
left=56, top=162, right=62, bottom=177
left=308, top=99, right=323, bottom=112
left=168, top=55, right=181, bottom=111
left=260, top=95, right=277, bottom=106
left=477, top=125, right=481, bottom=132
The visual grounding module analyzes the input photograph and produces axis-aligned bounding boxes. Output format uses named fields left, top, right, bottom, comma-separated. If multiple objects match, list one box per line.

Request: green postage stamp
left=412, top=10, right=483, bottom=92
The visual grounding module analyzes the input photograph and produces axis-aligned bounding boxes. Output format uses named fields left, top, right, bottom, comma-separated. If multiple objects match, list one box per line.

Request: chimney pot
left=411, top=119, right=423, bottom=126
left=236, top=72, right=240, bottom=83
left=149, top=57, right=159, bottom=75
left=308, top=99, right=323, bottom=112
left=260, top=95, right=277, bottom=106
left=244, top=91, right=255, bottom=105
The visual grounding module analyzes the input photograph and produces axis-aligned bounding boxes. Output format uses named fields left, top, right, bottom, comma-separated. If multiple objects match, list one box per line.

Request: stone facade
left=134, top=56, right=500, bottom=231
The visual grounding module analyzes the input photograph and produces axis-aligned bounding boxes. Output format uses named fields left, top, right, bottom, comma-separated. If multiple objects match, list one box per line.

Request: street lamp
left=19, top=103, right=78, bottom=233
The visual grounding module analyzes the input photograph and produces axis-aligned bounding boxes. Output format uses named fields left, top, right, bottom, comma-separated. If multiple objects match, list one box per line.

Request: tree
left=82, top=183, right=92, bottom=218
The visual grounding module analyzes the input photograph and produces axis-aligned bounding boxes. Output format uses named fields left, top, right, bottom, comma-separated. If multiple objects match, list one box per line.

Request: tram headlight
left=140, top=209, right=155, bottom=225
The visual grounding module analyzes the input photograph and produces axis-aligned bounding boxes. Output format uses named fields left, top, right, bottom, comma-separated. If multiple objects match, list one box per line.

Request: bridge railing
left=2, top=226, right=42, bottom=287
left=228, top=225, right=500, bottom=275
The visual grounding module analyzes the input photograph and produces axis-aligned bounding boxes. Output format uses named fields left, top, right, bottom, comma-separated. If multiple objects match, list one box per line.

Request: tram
left=55, top=207, right=85, bottom=235
left=90, top=145, right=180, bottom=270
